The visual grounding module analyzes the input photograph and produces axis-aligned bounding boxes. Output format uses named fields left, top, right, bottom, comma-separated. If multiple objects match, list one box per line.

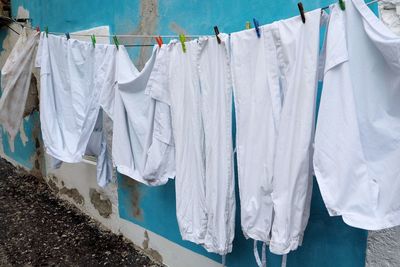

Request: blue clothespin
left=65, top=32, right=70, bottom=40
left=91, top=34, right=96, bottom=47
left=113, top=35, right=119, bottom=50
left=338, top=0, right=345, bottom=10
left=253, top=18, right=261, bottom=38
left=45, top=26, right=48, bottom=37
left=179, top=34, right=186, bottom=53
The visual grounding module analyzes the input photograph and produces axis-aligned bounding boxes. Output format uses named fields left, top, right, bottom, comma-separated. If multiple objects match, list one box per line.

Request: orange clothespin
left=155, top=36, right=163, bottom=48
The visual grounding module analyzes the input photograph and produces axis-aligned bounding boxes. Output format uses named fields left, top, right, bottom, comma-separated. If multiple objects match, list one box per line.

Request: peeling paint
left=29, top=113, right=45, bottom=178
left=47, top=178, right=59, bottom=193
left=120, top=174, right=142, bottom=219
left=23, top=75, right=39, bottom=117
left=126, top=0, right=159, bottom=70
left=0, top=6, right=40, bottom=158
left=142, top=230, right=163, bottom=263
left=169, top=22, right=187, bottom=36
left=89, top=189, right=112, bottom=218
left=46, top=173, right=59, bottom=192
left=18, top=121, right=28, bottom=146
left=59, top=187, right=85, bottom=206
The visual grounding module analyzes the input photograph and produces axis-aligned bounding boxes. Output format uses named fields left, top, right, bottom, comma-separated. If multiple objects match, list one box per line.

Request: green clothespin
left=91, top=34, right=96, bottom=47
left=245, top=21, right=251, bottom=29
left=45, top=26, right=48, bottom=37
left=179, top=34, right=186, bottom=53
left=113, top=35, right=119, bottom=50
left=339, top=0, right=345, bottom=10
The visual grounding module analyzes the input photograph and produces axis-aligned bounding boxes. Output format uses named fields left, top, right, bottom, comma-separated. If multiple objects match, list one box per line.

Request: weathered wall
left=3, top=1, right=397, bottom=267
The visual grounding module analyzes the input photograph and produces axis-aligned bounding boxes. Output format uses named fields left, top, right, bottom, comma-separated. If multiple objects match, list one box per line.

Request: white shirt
left=314, top=0, right=400, bottom=230
left=112, top=45, right=175, bottom=186
left=35, top=33, right=116, bottom=163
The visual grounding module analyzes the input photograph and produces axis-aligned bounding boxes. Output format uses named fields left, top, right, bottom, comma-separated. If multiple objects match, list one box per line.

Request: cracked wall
left=0, top=6, right=43, bottom=172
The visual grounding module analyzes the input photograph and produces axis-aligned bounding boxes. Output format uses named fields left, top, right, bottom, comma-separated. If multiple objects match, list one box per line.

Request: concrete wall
left=1, top=1, right=398, bottom=267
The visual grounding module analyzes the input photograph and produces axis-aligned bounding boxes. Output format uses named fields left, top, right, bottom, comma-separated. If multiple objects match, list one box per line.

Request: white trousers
left=231, top=9, right=321, bottom=255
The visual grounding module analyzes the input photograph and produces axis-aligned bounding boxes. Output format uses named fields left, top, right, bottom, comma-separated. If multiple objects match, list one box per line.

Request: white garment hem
left=202, top=242, right=233, bottom=256
left=116, top=164, right=173, bottom=186
left=269, top=234, right=304, bottom=255
left=242, top=228, right=271, bottom=244
left=44, top=147, right=83, bottom=163
left=314, top=162, right=400, bottom=230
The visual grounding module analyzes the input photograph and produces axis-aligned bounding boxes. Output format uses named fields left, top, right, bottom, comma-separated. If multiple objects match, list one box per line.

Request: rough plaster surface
left=126, top=0, right=159, bottom=70
left=364, top=4, right=400, bottom=267
left=366, top=227, right=400, bottom=267
left=89, top=188, right=112, bottom=218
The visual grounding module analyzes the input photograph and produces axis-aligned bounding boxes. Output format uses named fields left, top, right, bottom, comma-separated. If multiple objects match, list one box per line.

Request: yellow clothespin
left=179, top=34, right=186, bottom=53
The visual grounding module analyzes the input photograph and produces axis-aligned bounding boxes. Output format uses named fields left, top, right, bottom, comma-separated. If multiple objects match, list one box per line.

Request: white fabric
left=0, top=28, right=39, bottom=142
left=314, top=0, right=400, bottom=230
left=86, top=110, right=113, bottom=187
left=146, top=35, right=235, bottom=255
left=112, top=45, right=175, bottom=186
left=199, top=35, right=235, bottom=255
left=231, top=9, right=321, bottom=255
left=35, top=33, right=117, bottom=163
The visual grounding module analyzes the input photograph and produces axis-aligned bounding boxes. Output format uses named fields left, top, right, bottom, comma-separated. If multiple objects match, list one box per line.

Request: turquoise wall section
left=6, top=1, right=374, bottom=266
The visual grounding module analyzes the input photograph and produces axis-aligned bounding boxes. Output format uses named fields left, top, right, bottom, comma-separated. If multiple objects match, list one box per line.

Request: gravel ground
left=0, top=158, right=163, bottom=267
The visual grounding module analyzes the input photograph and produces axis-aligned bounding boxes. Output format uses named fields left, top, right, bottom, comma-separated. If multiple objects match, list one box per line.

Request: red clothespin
left=36, top=26, right=40, bottom=32
left=155, top=36, right=163, bottom=48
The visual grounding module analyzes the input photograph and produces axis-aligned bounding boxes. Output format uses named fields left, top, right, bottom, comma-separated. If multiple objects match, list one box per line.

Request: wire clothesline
left=6, top=0, right=380, bottom=46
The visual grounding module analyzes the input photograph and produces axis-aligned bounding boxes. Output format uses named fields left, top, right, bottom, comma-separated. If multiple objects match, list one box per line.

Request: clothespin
left=253, top=18, right=261, bottom=38
left=113, top=35, right=119, bottom=50
left=65, top=32, right=70, bottom=40
left=297, top=2, right=306, bottom=24
left=179, top=34, right=186, bottom=53
left=45, top=26, right=48, bottom=37
left=155, top=36, right=163, bottom=48
left=338, top=0, right=346, bottom=10
left=36, top=26, right=40, bottom=32
left=214, top=26, right=221, bottom=44
left=91, top=34, right=96, bottom=47
left=245, top=21, right=251, bottom=29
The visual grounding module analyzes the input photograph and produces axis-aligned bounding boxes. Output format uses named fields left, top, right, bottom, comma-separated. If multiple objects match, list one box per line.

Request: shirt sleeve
left=145, top=45, right=172, bottom=105
left=323, top=5, right=349, bottom=74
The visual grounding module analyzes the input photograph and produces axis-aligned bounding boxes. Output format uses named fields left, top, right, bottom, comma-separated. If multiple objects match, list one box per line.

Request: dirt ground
left=0, top=158, right=163, bottom=267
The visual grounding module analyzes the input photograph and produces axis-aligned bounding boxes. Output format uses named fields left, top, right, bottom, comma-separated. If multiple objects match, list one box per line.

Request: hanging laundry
left=0, top=28, right=39, bottom=143
left=145, top=34, right=235, bottom=255
left=35, top=33, right=117, bottom=187
left=197, top=35, right=235, bottom=255
left=85, top=110, right=113, bottom=187
left=230, top=8, right=322, bottom=255
left=314, top=0, right=400, bottom=230
left=112, top=45, right=175, bottom=186
left=48, top=110, right=113, bottom=188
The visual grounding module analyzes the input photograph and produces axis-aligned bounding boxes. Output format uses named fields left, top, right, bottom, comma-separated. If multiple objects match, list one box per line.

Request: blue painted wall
left=5, top=0, right=374, bottom=266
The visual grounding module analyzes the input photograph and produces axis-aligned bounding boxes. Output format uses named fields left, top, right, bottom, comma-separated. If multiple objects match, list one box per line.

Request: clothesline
left=6, top=0, right=381, bottom=46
